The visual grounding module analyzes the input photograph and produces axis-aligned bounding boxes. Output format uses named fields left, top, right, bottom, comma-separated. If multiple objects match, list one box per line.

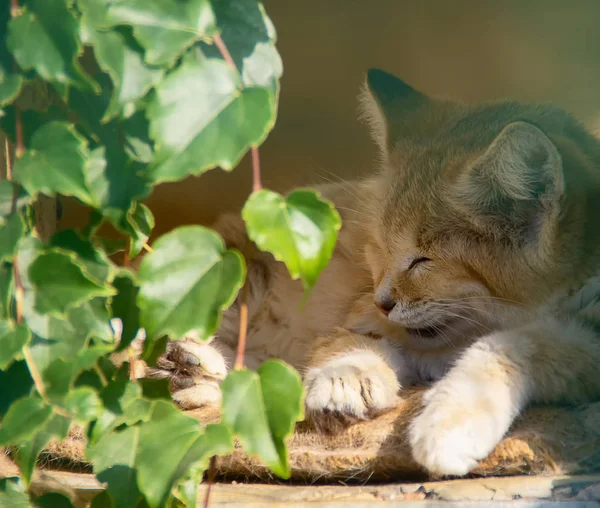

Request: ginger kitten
left=133, top=69, right=600, bottom=477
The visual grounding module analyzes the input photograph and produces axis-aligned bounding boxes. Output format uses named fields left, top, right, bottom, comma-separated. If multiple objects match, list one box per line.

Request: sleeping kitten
left=135, top=69, right=600, bottom=477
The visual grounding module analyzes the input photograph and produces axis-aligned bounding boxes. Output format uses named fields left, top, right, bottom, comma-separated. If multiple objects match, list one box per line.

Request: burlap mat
left=33, top=389, right=600, bottom=483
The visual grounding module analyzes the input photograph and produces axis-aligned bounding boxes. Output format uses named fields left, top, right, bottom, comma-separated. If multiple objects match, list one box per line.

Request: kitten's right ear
left=359, top=69, right=425, bottom=158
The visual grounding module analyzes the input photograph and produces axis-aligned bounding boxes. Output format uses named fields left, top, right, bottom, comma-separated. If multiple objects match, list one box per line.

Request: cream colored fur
left=122, top=69, right=600, bottom=478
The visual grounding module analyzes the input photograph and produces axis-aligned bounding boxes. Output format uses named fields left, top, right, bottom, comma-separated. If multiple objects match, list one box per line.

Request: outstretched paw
left=409, top=379, right=513, bottom=476
left=304, top=350, right=399, bottom=431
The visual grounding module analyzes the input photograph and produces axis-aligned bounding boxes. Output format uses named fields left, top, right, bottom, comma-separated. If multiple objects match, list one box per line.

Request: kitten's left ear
left=359, top=69, right=426, bottom=160
left=458, top=121, right=564, bottom=241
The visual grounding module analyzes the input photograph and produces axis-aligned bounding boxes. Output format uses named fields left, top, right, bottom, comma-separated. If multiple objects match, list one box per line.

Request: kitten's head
left=360, top=69, right=600, bottom=350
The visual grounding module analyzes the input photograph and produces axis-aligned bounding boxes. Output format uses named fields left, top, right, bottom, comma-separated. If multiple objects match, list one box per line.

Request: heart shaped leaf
left=242, top=189, right=341, bottom=290
left=221, top=360, right=303, bottom=479
left=149, top=59, right=274, bottom=183
left=137, top=226, right=245, bottom=341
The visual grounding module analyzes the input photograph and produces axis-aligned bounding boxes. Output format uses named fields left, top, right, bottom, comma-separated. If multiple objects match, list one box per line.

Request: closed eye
left=408, top=257, right=431, bottom=270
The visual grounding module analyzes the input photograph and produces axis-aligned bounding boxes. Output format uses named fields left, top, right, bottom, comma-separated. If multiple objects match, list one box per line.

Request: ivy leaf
left=137, top=226, right=245, bottom=341
left=64, top=386, right=103, bottom=422
left=242, top=189, right=341, bottom=290
left=87, top=424, right=142, bottom=508
left=0, top=396, right=52, bottom=446
left=0, top=74, right=22, bottom=110
left=0, top=212, right=24, bottom=262
left=49, top=229, right=116, bottom=285
left=91, top=380, right=149, bottom=445
left=135, top=402, right=232, bottom=508
left=0, top=322, right=30, bottom=370
left=221, top=361, right=304, bottom=479
left=0, top=477, right=29, bottom=508
left=29, top=250, right=115, bottom=315
left=0, top=2, right=22, bottom=111
left=0, top=181, right=29, bottom=217
left=123, top=202, right=154, bottom=258
left=203, top=0, right=281, bottom=93
left=149, top=59, right=274, bottom=183
left=13, top=121, right=94, bottom=205
left=6, top=0, right=95, bottom=93
left=13, top=413, right=70, bottom=487
left=111, top=274, right=141, bottom=352
left=0, top=262, right=12, bottom=320
left=81, top=20, right=164, bottom=120
left=106, top=0, right=217, bottom=66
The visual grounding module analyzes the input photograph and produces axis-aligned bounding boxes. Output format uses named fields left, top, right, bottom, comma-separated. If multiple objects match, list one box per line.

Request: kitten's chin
left=398, top=318, right=481, bottom=352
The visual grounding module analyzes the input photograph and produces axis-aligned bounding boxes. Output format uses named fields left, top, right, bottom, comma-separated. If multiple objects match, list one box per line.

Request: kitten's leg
left=409, top=316, right=600, bottom=476
left=304, top=328, right=411, bottom=429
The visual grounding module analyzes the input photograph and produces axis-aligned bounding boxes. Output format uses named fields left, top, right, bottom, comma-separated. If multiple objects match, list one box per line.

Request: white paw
left=304, top=350, right=399, bottom=419
left=409, top=380, right=513, bottom=476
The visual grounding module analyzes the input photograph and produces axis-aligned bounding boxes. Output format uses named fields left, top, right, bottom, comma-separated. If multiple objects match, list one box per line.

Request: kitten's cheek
left=408, top=378, right=515, bottom=476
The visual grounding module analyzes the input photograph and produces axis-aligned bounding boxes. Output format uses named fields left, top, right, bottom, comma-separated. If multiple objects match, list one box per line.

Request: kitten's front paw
left=304, top=351, right=399, bottom=430
left=146, top=338, right=228, bottom=410
left=409, top=381, right=512, bottom=476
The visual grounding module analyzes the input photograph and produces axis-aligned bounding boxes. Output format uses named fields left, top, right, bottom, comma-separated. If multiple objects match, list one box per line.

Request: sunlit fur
left=141, top=70, right=600, bottom=476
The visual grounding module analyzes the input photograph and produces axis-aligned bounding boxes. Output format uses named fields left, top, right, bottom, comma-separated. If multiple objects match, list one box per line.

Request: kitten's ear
left=359, top=69, right=425, bottom=159
left=458, top=121, right=564, bottom=241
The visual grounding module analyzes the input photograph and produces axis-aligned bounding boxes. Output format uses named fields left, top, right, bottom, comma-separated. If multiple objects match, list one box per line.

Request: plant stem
left=251, top=147, right=262, bottom=193
left=212, top=33, right=263, bottom=371
left=233, top=283, right=249, bottom=370
left=203, top=456, right=217, bottom=508
left=213, top=34, right=237, bottom=73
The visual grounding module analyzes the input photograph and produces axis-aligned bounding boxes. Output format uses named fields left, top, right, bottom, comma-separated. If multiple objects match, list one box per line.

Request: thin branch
left=203, top=456, right=217, bottom=508
left=233, top=283, right=249, bottom=370
left=143, top=243, right=154, bottom=253
left=250, top=147, right=262, bottom=193
left=213, top=34, right=237, bottom=73
left=14, top=107, right=24, bottom=158
left=94, top=364, right=108, bottom=387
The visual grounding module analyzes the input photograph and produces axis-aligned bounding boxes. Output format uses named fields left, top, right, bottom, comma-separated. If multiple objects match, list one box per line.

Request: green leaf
left=29, top=250, right=115, bottom=315
left=203, top=0, right=281, bottom=93
left=149, top=59, right=274, bottom=183
left=0, top=262, right=12, bottom=320
left=123, top=202, right=154, bottom=258
left=87, top=147, right=151, bottom=225
left=81, top=20, right=164, bottom=120
left=0, top=212, right=24, bottom=262
left=0, top=322, right=30, bottom=370
left=6, top=0, right=95, bottom=93
left=34, top=492, right=75, bottom=508
left=13, top=413, right=70, bottom=487
left=13, top=121, right=94, bottom=205
left=105, top=0, right=217, bottom=66
left=258, top=360, right=304, bottom=474
left=0, top=181, right=29, bottom=217
left=50, top=229, right=116, bottom=285
left=64, top=386, right=103, bottom=421
left=91, top=380, right=150, bottom=444
left=0, top=1, right=22, bottom=111
left=0, top=74, right=22, bottom=109
left=0, top=477, right=30, bottom=508
left=221, top=362, right=303, bottom=479
left=137, top=226, right=245, bottom=341
left=243, top=189, right=341, bottom=290
left=87, top=424, right=142, bottom=508
left=111, top=274, right=140, bottom=352
left=135, top=402, right=232, bottom=508
left=0, top=396, right=52, bottom=446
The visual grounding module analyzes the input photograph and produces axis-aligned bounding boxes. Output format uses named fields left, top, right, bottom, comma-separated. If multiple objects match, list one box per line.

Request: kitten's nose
left=374, top=297, right=396, bottom=316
